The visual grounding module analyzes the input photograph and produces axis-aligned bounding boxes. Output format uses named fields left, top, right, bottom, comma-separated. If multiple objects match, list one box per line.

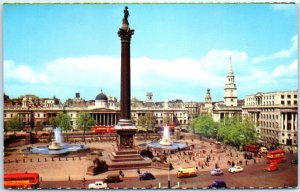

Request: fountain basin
left=23, top=144, right=89, bottom=156
left=159, top=138, right=173, bottom=146
left=142, top=141, right=190, bottom=151
left=48, top=141, right=63, bottom=150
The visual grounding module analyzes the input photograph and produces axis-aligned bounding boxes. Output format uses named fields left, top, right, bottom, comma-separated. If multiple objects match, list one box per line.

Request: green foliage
left=191, top=114, right=219, bottom=138
left=191, top=114, right=257, bottom=147
left=6, top=117, right=24, bottom=135
left=76, top=112, right=95, bottom=143
left=52, top=113, right=72, bottom=132
left=137, top=113, right=156, bottom=131
left=76, top=112, right=95, bottom=131
left=163, top=115, right=172, bottom=125
left=218, top=115, right=257, bottom=147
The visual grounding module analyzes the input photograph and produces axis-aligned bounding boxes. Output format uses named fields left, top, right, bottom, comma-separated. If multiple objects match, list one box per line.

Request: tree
left=163, top=115, right=173, bottom=125
left=5, top=117, right=24, bottom=135
left=137, top=113, right=156, bottom=132
left=191, top=114, right=219, bottom=139
left=51, top=113, right=72, bottom=141
left=76, top=112, right=95, bottom=144
left=218, top=115, right=257, bottom=147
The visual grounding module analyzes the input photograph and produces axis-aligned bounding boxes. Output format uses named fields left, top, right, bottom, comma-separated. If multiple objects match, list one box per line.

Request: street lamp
left=168, top=150, right=171, bottom=189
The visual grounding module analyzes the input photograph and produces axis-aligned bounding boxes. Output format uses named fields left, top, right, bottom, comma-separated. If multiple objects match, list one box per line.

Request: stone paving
left=3, top=136, right=282, bottom=182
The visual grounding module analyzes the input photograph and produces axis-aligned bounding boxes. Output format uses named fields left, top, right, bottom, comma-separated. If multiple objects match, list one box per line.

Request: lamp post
left=168, top=151, right=171, bottom=189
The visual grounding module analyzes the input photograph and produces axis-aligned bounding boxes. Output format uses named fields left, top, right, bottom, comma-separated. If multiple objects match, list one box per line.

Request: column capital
left=118, top=28, right=134, bottom=43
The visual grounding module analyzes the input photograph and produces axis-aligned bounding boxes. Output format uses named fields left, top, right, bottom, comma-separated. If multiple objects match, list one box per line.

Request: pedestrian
left=245, top=160, right=248, bottom=165
left=215, top=163, right=219, bottom=169
left=137, top=168, right=141, bottom=174
left=231, top=161, right=235, bottom=167
left=254, top=159, right=256, bottom=164
left=119, top=170, right=124, bottom=178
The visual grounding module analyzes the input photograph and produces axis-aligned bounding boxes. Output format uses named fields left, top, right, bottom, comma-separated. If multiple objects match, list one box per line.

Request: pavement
left=4, top=135, right=298, bottom=186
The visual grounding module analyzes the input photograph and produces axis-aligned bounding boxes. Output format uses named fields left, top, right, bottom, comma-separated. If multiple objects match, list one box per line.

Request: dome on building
left=95, top=90, right=108, bottom=101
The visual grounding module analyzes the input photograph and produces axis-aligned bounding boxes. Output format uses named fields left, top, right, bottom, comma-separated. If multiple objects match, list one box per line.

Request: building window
left=282, top=140, right=284, bottom=143
left=287, top=101, right=291, bottom=105
left=281, top=101, right=284, bottom=105
left=4, top=114, right=6, bottom=118
left=38, top=114, right=40, bottom=118
left=281, top=95, right=284, bottom=99
left=11, top=114, right=13, bottom=117
left=294, top=101, right=297, bottom=105
left=282, top=133, right=285, bottom=136
left=294, top=140, right=297, bottom=143
left=287, top=95, right=291, bottom=98
left=294, top=95, right=297, bottom=98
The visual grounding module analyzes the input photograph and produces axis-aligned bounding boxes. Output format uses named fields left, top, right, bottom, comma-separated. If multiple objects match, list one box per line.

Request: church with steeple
left=224, top=57, right=238, bottom=107
left=212, top=57, right=243, bottom=122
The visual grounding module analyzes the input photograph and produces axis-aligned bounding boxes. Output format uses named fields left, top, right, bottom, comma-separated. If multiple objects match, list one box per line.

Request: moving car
left=104, top=174, right=123, bottom=183
left=210, top=168, right=224, bottom=176
left=208, top=180, right=227, bottom=189
left=265, top=163, right=278, bottom=172
left=228, top=166, right=244, bottom=173
left=139, top=172, right=155, bottom=180
left=88, top=181, right=108, bottom=189
left=176, top=167, right=197, bottom=178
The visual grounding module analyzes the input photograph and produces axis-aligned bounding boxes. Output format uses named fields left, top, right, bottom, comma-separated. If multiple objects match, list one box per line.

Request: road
left=40, top=160, right=297, bottom=189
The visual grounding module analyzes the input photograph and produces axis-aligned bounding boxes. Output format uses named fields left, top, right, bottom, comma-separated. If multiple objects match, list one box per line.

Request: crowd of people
left=149, top=140, right=264, bottom=172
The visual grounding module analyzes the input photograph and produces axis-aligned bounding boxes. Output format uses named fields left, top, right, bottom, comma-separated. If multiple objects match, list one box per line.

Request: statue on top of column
left=123, top=6, right=129, bottom=24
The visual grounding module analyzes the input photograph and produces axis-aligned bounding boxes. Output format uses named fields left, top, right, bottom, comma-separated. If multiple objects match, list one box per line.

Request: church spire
left=227, top=56, right=234, bottom=76
left=224, top=57, right=237, bottom=107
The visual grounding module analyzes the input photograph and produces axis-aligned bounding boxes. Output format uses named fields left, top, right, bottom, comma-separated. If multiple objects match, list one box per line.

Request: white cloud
left=5, top=49, right=297, bottom=101
left=252, top=34, right=297, bottom=64
left=4, top=60, right=50, bottom=84
left=4, top=50, right=248, bottom=100
left=272, top=59, right=298, bottom=78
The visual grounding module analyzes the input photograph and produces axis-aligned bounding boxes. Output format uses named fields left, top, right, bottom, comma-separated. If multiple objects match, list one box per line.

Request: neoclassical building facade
left=243, top=90, right=298, bottom=149
left=3, top=91, right=190, bottom=131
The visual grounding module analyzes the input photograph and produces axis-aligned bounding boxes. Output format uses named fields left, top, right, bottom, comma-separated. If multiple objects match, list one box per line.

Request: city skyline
left=3, top=3, right=298, bottom=102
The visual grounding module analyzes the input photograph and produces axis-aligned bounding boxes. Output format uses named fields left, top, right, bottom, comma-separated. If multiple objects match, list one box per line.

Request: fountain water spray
left=54, top=127, right=64, bottom=144
left=48, top=127, right=64, bottom=150
left=159, top=124, right=173, bottom=146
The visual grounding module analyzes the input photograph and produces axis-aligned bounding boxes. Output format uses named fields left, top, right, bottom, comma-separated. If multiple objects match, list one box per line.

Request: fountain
left=48, top=127, right=63, bottom=150
left=159, top=125, right=173, bottom=146
left=141, top=125, right=191, bottom=152
left=22, top=127, right=89, bottom=156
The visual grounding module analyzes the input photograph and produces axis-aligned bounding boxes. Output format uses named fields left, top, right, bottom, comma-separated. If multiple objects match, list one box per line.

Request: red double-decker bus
left=245, top=144, right=259, bottom=153
left=169, top=123, right=175, bottom=132
left=266, top=149, right=285, bottom=164
left=4, top=172, right=40, bottom=189
left=92, top=125, right=116, bottom=134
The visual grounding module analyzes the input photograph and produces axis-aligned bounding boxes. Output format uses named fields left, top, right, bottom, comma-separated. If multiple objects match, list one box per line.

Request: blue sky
left=3, top=3, right=298, bottom=102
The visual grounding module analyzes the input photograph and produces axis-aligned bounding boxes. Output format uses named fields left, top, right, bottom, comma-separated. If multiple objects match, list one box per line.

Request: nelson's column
left=116, top=6, right=136, bottom=148
left=108, top=6, right=151, bottom=170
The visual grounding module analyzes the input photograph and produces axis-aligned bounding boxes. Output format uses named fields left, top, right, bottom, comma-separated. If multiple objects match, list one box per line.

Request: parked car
left=104, top=174, right=123, bottom=183
left=265, top=163, right=278, bottom=172
left=208, top=180, right=227, bottom=189
left=88, top=181, right=107, bottom=189
left=228, top=166, right=244, bottom=173
left=139, top=172, right=155, bottom=180
left=210, top=168, right=224, bottom=176
left=291, top=159, right=298, bottom=165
